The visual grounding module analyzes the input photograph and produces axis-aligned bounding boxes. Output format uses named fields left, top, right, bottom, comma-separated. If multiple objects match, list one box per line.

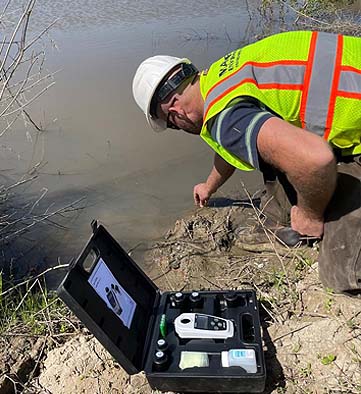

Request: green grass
left=0, top=274, right=78, bottom=337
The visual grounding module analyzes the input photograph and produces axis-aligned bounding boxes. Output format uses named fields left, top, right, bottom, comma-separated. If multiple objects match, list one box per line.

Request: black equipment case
left=57, top=222, right=266, bottom=393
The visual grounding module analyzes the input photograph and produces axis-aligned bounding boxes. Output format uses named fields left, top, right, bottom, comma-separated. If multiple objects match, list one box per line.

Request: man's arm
left=194, top=153, right=235, bottom=207
left=257, top=117, right=337, bottom=237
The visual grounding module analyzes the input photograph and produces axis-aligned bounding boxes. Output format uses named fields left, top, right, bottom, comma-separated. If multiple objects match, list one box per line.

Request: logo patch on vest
left=218, top=49, right=242, bottom=77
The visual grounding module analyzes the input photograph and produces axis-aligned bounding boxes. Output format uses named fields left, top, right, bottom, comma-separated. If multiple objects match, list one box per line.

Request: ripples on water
left=2, top=0, right=256, bottom=32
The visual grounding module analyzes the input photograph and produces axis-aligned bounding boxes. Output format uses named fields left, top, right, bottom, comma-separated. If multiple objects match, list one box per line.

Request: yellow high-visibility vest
left=200, top=30, right=361, bottom=171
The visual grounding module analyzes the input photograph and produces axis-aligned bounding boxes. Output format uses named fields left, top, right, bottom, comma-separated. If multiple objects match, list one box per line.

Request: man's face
left=156, top=71, right=203, bottom=135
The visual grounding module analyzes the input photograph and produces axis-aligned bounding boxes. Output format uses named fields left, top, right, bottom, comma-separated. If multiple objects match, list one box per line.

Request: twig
left=0, top=0, right=35, bottom=102
left=241, top=181, right=293, bottom=290
left=1, top=196, right=85, bottom=240
left=1, top=264, right=69, bottom=297
left=2, top=81, right=56, bottom=117
left=0, top=0, right=13, bottom=19
left=253, top=282, right=281, bottom=323
left=31, top=296, right=61, bottom=317
left=151, top=269, right=172, bottom=282
left=37, top=279, right=53, bottom=336
left=273, top=323, right=313, bottom=342
left=200, top=275, right=222, bottom=289
left=158, top=257, right=175, bottom=291
left=4, top=173, right=37, bottom=190
left=278, top=0, right=330, bottom=25
left=0, top=111, right=21, bottom=137
left=23, top=18, right=59, bottom=52
left=28, top=187, right=47, bottom=214
left=236, top=241, right=293, bottom=257
left=13, top=277, right=38, bottom=313
left=333, top=361, right=361, bottom=392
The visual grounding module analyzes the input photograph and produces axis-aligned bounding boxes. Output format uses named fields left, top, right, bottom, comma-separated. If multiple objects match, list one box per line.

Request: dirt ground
left=1, top=200, right=361, bottom=393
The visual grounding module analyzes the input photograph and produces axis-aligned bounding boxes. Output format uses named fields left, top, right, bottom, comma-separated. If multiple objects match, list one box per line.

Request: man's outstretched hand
left=193, top=183, right=213, bottom=207
left=193, top=154, right=236, bottom=208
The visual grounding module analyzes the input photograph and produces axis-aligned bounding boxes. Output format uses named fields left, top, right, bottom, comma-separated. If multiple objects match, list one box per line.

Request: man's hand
left=193, top=154, right=236, bottom=207
left=193, top=183, right=213, bottom=207
left=290, top=205, right=324, bottom=237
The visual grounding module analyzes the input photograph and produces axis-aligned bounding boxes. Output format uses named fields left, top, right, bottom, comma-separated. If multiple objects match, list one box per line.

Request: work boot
left=275, top=227, right=320, bottom=247
left=238, top=224, right=316, bottom=247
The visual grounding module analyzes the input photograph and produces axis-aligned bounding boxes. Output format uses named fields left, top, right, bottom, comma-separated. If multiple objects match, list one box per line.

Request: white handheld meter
left=174, top=313, right=234, bottom=339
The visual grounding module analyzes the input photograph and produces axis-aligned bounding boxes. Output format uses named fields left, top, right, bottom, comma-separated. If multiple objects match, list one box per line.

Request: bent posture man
left=132, top=30, right=361, bottom=294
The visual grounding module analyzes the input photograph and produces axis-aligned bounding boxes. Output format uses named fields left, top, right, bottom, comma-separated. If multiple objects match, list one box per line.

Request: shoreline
left=1, top=201, right=359, bottom=393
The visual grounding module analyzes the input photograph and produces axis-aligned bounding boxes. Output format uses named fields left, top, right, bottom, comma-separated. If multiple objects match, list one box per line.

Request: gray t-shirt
left=209, top=98, right=276, bottom=170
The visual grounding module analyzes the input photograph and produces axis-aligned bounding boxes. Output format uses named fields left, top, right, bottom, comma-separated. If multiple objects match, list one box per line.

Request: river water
left=0, top=0, right=265, bottom=280
left=0, top=0, right=359, bottom=281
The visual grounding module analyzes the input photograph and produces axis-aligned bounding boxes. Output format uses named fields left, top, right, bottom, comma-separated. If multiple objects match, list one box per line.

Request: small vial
left=153, top=350, right=168, bottom=371
left=189, top=291, right=203, bottom=307
left=172, top=292, right=185, bottom=308
left=156, top=338, right=168, bottom=352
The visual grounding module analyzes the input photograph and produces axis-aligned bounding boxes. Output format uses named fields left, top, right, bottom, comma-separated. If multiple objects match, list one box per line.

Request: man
left=132, top=30, right=361, bottom=294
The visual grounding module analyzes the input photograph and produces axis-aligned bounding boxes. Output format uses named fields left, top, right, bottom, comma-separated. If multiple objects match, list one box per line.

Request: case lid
left=57, top=221, right=159, bottom=374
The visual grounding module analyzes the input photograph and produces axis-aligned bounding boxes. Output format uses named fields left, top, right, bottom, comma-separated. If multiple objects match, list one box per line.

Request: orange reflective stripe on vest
left=204, top=60, right=306, bottom=121
left=203, top=31, right=361, bottom=141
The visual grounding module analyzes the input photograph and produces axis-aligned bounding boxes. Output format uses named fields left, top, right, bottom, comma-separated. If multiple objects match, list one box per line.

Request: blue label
left=233, top=350, right=246, bottom=358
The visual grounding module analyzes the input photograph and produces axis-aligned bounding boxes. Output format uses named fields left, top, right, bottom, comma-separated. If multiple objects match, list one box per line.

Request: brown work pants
left=260, top=155, right=361, bottom=294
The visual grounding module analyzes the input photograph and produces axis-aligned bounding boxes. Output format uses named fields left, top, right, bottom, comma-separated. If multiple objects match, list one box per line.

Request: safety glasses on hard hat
left=157, top=63, right=198, bottom=102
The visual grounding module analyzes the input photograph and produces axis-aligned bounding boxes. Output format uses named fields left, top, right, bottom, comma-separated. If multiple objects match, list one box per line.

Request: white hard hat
left=132, top=55, right=191, bottom=131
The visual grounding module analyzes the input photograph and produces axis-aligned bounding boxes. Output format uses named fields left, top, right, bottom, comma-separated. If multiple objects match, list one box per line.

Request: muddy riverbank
left=1, top=199, right=360, bottom=393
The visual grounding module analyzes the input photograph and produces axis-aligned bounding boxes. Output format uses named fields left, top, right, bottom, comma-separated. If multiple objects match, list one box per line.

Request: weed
left=292, top=341, right=302, bottom=354
left=295, top=255, right=313, bottom=273
left=299, top=362, right=313, bottom=378
left=346, top=318, right=357, bottom=330
left=272, top=270, right=288, bottom=292
left=320, top=354, right=336, bottom=365
left=323, top=287, right=335, bottom=312
left=349, top=343, right=361, bottom=364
